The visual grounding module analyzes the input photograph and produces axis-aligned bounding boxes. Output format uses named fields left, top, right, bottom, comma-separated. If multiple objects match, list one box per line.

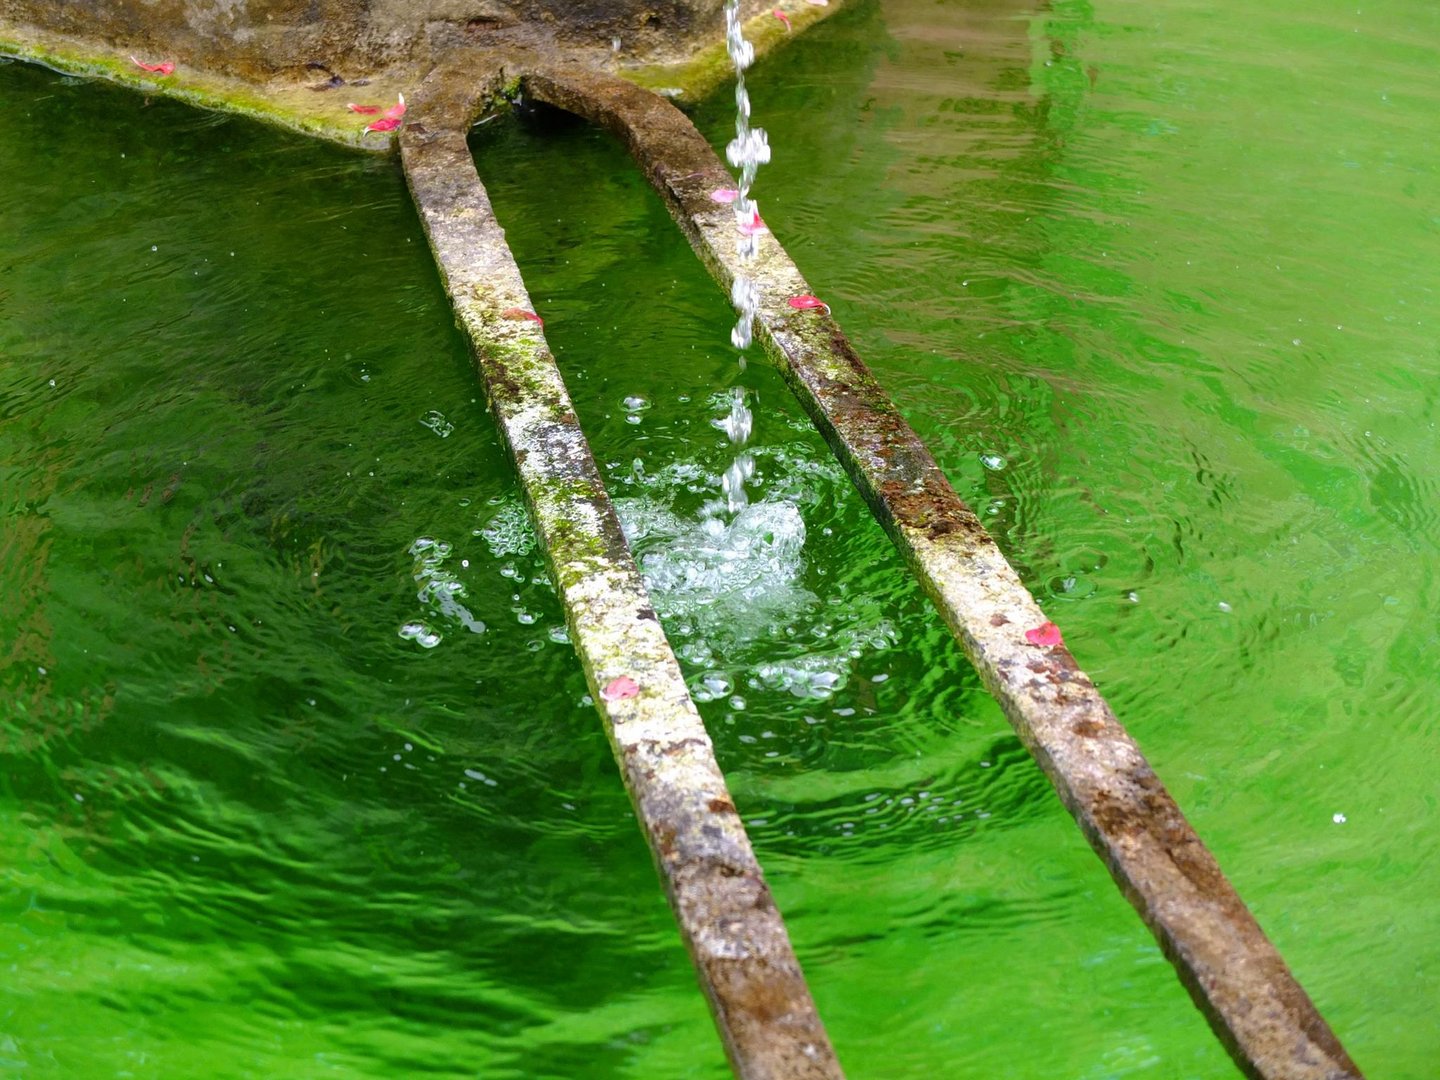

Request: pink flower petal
left=600, top=676, right=640, bottom=701
left=773, top=8, right=792, bottom=31
left=130, top=56, right=175, bottom=76
left=347, top=103, right=382, bottom=114
left=501, top=307, right=544, bottom=327
left=1024, top=621, right=1064, bottom=646
left=366, top=116, right=403, bottom=133
left=788, top=294, right=829, bottom=312
left=737, top=209, right=768, bottom=237
left=710, top=188, right=740, bottom=204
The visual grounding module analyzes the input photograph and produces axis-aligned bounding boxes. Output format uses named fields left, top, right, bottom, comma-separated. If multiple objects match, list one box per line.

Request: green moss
left=620, top=1, right=839, bottom=105
left=623, top=41, right=736, bottom=105
left=0, top=30, right=385, bottom=152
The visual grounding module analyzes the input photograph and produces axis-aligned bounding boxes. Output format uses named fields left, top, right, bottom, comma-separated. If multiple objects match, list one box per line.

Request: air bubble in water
left=479, top=499, right=537, bottom=558
left=408, top=537, right=485, bottom=637
left=399, top=622, right=442, bottom=648
left=692, top=672, right=735, bottom=703
left=420, top=410, right=455, bottom=438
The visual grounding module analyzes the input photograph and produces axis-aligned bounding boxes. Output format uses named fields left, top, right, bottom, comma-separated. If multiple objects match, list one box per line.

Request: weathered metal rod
left=516, top=62, right=1364, bottom=1080
left=397, top=67, right=843, bottom=1080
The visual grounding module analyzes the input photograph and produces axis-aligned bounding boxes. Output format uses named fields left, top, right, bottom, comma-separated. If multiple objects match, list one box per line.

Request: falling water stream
left=715, top=0, right=770, bottom=517
left=723, top=0, right=769, bottom=351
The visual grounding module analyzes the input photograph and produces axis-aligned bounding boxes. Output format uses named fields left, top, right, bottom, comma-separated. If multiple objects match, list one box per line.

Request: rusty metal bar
left=397, top=66, right=842, bottom=1080
left=510, top=61, right=1364, bottom=1080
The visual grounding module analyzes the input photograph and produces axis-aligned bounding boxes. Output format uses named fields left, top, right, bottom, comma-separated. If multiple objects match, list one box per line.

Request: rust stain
left=712, top=959, right=803, bottom=1025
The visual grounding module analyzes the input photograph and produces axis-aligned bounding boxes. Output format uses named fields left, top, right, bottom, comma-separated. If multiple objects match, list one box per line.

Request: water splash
left=626, top=499, right=814, bottom=652
left=609, top=397, right=897, bottom=703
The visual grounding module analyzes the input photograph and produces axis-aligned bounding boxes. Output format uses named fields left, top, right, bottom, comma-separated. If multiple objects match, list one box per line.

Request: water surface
left=2, top=0, right=1437, bottom=1075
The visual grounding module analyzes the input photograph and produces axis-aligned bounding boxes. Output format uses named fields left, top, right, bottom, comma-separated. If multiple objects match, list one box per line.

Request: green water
left=2, top=0, right=1436, bottom=1075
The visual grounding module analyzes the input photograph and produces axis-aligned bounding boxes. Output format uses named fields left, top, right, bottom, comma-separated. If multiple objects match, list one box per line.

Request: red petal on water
left=382, top=94, right=407, bottom=121
left=347, top=103, right=382, bottom=114
left=130, top=56, right=176, bottom=75
left=710, top=188, right=740, bottom=204
left=600, top=676, right=640, bottom=702
left=788, top=295, right=829, bottom=312
left=501, top=307, right=544, bottom=327
left=774, top=8, right=793, bottom=31
left=1024, top=621, right=1064, bottom=646
left=366, top=116, right=402, bottom=132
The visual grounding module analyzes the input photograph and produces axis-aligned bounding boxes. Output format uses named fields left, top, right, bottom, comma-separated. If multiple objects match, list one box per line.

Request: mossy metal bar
left=397, top=69, right=842, bottom=1080
left=515, top=63, right=1365, bottom=1080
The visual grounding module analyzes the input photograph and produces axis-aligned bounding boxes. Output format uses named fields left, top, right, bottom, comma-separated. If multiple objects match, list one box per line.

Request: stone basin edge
left=0, top=1, right=843, bottom=151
